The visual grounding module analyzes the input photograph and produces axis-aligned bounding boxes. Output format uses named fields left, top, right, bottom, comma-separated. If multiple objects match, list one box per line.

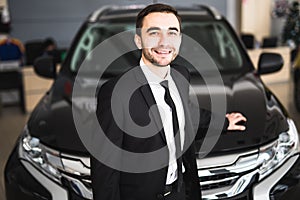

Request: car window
left=70, top=20, right=244, bottom=74
left=70, top=23, right=135, bottom=72
left=182, top=22, right=243, bottom=71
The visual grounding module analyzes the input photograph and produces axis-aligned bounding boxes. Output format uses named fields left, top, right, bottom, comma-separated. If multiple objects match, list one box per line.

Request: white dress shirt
left=140, top=60, right=185, bottom=185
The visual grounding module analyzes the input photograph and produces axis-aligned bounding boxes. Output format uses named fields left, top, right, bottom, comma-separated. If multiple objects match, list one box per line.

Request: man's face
left=135, top=12, right=182, bottom=67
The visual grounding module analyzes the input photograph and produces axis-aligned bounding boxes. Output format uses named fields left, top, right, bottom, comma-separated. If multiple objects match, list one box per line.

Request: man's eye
left=149, top=32, right=159, bottom=36
left=169, top=31, right=178, bottom=36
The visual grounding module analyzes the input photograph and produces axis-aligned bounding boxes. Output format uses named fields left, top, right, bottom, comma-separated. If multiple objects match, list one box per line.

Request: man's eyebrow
left=169, top=27, right=179, bottom=32
left=146, top=27, right=161, bottom=32
left=146, top=27, right=179, bottom=32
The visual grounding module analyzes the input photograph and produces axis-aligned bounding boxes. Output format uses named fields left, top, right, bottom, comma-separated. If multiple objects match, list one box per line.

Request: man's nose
left=158, top=32, right=169, bottom=46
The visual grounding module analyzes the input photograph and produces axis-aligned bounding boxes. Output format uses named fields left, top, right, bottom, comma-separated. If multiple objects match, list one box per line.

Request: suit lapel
left=170, top=67, right=196, bottom=151
left=133, top=66, right=167, bottom=143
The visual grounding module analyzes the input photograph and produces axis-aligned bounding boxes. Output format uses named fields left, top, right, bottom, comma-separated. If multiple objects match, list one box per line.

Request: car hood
left=27, top=72, right=288, bottom=155
left=192, top=72, right=288, bottom=155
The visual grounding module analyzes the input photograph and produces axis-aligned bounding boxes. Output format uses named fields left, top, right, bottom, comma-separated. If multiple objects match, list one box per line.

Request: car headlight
left=18, top=126, right=63, bottom=183
left=258, top=118, right=300, bottom=180
left=18, top=126, right=93, bottom=199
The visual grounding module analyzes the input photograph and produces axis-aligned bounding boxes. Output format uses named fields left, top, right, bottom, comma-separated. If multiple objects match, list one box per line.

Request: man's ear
left=134, top=34, right=142, bottom=49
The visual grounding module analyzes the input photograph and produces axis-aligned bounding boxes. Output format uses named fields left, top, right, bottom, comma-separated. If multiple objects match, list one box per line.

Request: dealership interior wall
left=5, top=0, right=286, bottom=53
left=1, top=0, right=300, bottom=200
left=4, top=0, right=283, bottom=55
left=7, top=0, right=228, bottom=48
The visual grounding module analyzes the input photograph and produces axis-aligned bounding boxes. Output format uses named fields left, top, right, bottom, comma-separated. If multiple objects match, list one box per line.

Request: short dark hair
left=136, top=3, right=182, bottom=36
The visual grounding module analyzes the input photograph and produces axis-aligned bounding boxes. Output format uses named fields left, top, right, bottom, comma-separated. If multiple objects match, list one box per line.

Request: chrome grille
left=61, top=150, right=260, bottom=200
left=59, top=153, right=93, bottom=199
left=200, top=173, right=240, bottom=190
left=59, top=145, right=281, bottom=199
left=197, top=150, right=260, bottom=199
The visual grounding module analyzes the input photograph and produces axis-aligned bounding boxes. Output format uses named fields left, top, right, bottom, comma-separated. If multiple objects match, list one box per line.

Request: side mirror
left=257, top=53, right=283, bottom=75
left=33, top=56, right=56, bottom=79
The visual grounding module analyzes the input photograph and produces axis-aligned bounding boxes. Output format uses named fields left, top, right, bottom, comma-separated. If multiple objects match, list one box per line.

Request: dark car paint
left=293, top=68, right=300, bottom=112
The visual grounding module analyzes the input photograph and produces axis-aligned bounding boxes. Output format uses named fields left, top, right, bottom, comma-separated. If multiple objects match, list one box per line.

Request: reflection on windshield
left=70, top=21, right=243, bottom=74
left=182, top=22, right=242, bottom=71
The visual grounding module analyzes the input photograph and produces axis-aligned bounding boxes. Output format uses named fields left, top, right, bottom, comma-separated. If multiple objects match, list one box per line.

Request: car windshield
left=70, top=18, right=245, bottom=74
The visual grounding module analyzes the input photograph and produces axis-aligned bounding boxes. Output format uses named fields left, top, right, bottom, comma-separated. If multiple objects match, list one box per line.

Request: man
left=91, top=3, right=246, bottom=200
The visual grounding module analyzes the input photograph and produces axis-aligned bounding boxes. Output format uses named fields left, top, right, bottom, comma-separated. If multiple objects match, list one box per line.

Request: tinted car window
left=70, top=23, right=136, bottom=72
left=70, top=20, right=244, bottom=74
left=183, top=22, right=243, bottom=70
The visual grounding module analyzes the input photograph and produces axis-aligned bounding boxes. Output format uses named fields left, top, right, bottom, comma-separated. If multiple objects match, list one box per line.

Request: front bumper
left=5, top=145, right=300, bottom=200
left=253, top=154, right=300, bottom=200
left=4, top=145, right=84, bottom=200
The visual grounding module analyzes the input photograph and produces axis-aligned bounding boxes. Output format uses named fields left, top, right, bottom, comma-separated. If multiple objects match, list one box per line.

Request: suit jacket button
left=157, top=194, right=164, bottom=199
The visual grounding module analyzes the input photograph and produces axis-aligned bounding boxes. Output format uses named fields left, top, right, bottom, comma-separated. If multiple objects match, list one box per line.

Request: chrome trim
left=198, top=154, right=259, bottom=178
left=20, top=160, right=69, bottom=200
left=202, top=169, right=258, bottom=199
left=19, top=133, right=93, bottom=199
left=88, top=5, right=145, bottom=22
left=61, top=173, right=93, bottom=199
left=259, top=140, right=277, bottom=152
left=200, top=175, right=239, bottom=186
left=198, top=150, right=259, bottom=199
left=253, top=155, right=299, bottom=200
left=19, top=137, right=63, bottom=184
left=207, top=6, right=222, bottom=20
left=59, top=154, right=92, bottom=199
left=198, top=132, right=300, bottom=199
left=61, top=156, right=90, bottom=176
left=197, top=149, right=258, bottom=168
left=88, top=4, right=220, bottom=23
left=61, top=153, right=90, bottom=167
left=88, top=5, right=117, bottom=22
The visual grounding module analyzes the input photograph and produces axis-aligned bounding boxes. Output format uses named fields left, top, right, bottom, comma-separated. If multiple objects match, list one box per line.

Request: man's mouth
left=153, top=49, right=172, bottom=55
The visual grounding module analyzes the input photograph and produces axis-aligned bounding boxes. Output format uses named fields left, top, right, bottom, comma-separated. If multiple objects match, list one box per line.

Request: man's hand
left=226, top=113, right=247, bottom=131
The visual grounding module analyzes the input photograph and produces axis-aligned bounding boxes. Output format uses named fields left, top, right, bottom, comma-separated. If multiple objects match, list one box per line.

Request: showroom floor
left=0, top=106, right=28, bottom=200
left=0, top=80, right=300, bottom=200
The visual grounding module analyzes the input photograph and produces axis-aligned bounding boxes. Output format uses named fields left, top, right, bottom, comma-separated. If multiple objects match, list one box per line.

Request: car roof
left=88, top=4, right=223, bottom=23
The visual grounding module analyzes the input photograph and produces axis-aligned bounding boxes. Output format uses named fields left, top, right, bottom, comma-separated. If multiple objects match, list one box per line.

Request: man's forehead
left=142, top=12, right=180, bottom=29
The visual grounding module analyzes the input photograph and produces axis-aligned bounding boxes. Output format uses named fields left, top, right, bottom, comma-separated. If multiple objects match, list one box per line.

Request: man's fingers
left=227, top=124, right=246, bottom=131
left=228, top=113, right=246, bottom=120
left=226, top=112, right=247, bottom=131
left=231, top=125, right=246, bottom=131
left=233, top=116, right=247, bottom=123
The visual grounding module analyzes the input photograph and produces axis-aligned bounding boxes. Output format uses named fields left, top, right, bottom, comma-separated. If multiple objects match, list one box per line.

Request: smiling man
left=91, top=3, right=246, bottom=200
left=135, top=11, right=182, bottom=71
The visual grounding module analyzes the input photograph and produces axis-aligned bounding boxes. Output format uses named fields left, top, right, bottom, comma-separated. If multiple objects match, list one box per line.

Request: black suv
left=294, top=62, right=300, bottom=112
left=5, top=4, right=300, bottom=200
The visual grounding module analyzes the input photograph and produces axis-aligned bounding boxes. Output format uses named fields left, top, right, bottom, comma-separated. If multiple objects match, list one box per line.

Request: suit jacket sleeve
left=91, top=79, right=123, bottom=200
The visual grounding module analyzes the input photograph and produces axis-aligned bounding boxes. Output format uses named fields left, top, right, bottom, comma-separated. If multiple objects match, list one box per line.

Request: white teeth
left=156, top=50, right=170, bottom=54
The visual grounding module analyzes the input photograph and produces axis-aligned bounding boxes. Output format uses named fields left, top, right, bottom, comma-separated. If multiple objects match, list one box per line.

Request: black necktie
left=160, top=80, right=183, bottom=192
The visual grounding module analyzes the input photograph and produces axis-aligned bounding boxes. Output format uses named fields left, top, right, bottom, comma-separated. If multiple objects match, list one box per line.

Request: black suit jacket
left=91, top=65, right=202, bottom=200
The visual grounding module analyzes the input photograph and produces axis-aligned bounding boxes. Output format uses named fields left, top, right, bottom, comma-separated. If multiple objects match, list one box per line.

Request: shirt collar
left=140, top=59, right=171, bottom=85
